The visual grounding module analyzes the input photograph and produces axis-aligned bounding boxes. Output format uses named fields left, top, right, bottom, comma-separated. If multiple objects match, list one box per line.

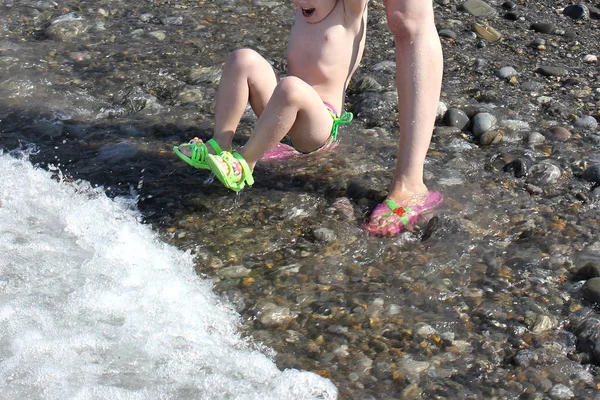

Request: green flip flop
left=206, top=151, right=254, bottom=192
left=173, top=138, right=223, bottom=169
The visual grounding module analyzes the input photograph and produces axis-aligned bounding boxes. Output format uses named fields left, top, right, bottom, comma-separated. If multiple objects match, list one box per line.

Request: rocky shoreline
left=1, top=0, right=600, bottom=398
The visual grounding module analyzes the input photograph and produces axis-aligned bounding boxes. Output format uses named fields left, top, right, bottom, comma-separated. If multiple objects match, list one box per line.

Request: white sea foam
left=0, top=152, right=337, bottom=400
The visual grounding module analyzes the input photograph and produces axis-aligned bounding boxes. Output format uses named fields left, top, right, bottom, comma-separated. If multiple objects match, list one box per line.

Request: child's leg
left=213, top=48, right=279, bottom=151
left=239, top=76, right=333, bottom=169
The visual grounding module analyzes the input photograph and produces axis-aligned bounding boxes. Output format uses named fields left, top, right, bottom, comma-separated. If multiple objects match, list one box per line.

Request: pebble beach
left=1, top=0, right=600, bottom=399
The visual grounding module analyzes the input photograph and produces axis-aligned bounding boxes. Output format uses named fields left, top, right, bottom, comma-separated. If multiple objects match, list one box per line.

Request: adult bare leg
left=367, top=0, right=443, bottom=235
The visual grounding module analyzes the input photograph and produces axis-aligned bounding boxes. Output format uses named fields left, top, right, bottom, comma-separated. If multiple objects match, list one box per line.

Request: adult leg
left=366, top=0, right=443, bottom=235
left=239, top=76, right=333, bottom=169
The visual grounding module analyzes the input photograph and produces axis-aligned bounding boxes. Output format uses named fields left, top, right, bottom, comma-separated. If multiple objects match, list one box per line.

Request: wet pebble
left=495, top=66, right=517, bottom=79
left=542, top=126, right=571, bottom=142
left=472, top=112, right=497, bottom=137
left=536, top=66, right=567, bottom=77
left=530, top=22, right=555, bottom=34
left=582, top=164, right=600, bottom=185
left=582, top=278, right=600, bottom=303
left=526, top=161, right=561, bottom=186
left=563, top=4, right=589, bottom=20
left=254, top=299, right=297, bottom=328
left=445, top=108, right=470, bottom=130
left=573, top=116, right=598, bottom=130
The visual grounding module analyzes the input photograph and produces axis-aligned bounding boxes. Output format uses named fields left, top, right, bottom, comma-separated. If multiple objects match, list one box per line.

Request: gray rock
left=255, top=300, right=297, bottom=328
left=472, top=112, right=497, bottom=137
left=496, top=66, right=518, bottom=79
left=313, top=227, right=337, bottom=243
left=461, top=0, right=497, bottom=17
left=526, top=161, right=561, bottom=185
left=530, top=22, right=555, bottom=34
left=573, top=116, right=598, bottom=130
left=542, top=126, right=571, bottom=142
left=218, top=265, right=251, bottom=279
left=479, top=130, right=503, bottom=145
left=582, top=164, right=600, bottom=185
left=521, top=81, right=544, bottom=92
left=438, top=29, right=457, bottom=39
left=572, top=262, right=600, bottom=282
left=563, top=4, right=589, bottom=20
left=549, top=384, right=574, bottom=400
left=445, top=108, right=470, bottom=130
left=536, top=66, right=568, bottom=77
left=528, top=131, right=546, bottom=144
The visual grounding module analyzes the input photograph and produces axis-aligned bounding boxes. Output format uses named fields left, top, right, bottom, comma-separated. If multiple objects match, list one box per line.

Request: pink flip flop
left=365, top=191, right=444, bottom=236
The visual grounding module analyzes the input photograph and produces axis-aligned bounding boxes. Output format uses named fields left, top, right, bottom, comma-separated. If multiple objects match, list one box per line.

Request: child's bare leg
left=178, top=49, right=277, bottom=158
left=367, top=0, right=443, bottom=234
left=212, top=48, right=278, bottom=151
left=239, top=76, right=333, bottom=169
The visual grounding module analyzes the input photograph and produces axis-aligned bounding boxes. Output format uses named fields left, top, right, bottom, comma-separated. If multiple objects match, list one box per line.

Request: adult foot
left=365, top=190, right=443, bottom=236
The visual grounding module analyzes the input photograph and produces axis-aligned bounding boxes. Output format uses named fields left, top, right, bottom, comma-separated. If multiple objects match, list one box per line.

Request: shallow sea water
left=1, top=0, right=600, bottom=398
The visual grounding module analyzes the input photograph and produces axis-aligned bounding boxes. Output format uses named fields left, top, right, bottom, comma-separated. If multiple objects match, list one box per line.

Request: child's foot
left=173, top=138, right=223, bottom=169
left=365, top=191, right=443, bottom=236
left=206, top=151, right=254, bottom=192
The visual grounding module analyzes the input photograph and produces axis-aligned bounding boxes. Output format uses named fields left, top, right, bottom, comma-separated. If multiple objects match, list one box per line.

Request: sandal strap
left=383, top=199, right=413, bottom=227
left=232, top=152, right=254, bottom=186
left=206, top=138, right=223, bottom=154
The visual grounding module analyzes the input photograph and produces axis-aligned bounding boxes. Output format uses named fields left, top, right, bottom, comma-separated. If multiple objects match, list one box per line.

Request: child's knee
left=227, top=48, right=264, bottom=69
left=274, top=77, right=308, bottom=106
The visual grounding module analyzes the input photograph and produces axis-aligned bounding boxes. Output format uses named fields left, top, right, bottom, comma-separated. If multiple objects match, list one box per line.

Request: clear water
left=0, top=152, right=337, bottom=400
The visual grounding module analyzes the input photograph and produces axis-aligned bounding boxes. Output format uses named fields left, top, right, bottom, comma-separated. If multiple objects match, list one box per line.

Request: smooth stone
left=472, top=112, right=497, bottom=137
left=549, top=384, right=574, bottom=400
left=434, top=126, right=463, bottom=136
left=572, top=263, right=600, bottom=282
left=531, top=315, right=556, bottom=333
left=504, top=11, right=520, bottom=21
left=445, top=108, right=470, bottom=130
left=521, top=81, right=544, bottom=92
left=530, top=22, right=555, bottom=34
left=148, top=31, right=167, bottom=41
left=536, top=66, right=567, bottom=77
left=438, top=29, right=457, bottom=39
left=461, top=0, right=497, bottom=17
left=502, top=1, right=516, bottom=10
left=218, top=265, right=251, bottom=279
left=582, top=278, right=600, bottom=303
left=255, top=301, right=297, bottom=328
left=496, top=66, right=518, bottom=79
left=563, top=4, right=589, bottom=20
left=313, top=227, right=337, bottom=243
left=528, top=131, right=546, bottom=144
left=526, top=161, right=561, bottom=185
left=583, top=54, right=598, bottom=63
left=542, top=126, right=571, bottom=142
left=582, top=164, right=600, bottom=185
left=479, top=130, right=503, bottom=145
left=436, top=101, right=448, bottom=122
left=573, top=116, right=599, bottom=130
